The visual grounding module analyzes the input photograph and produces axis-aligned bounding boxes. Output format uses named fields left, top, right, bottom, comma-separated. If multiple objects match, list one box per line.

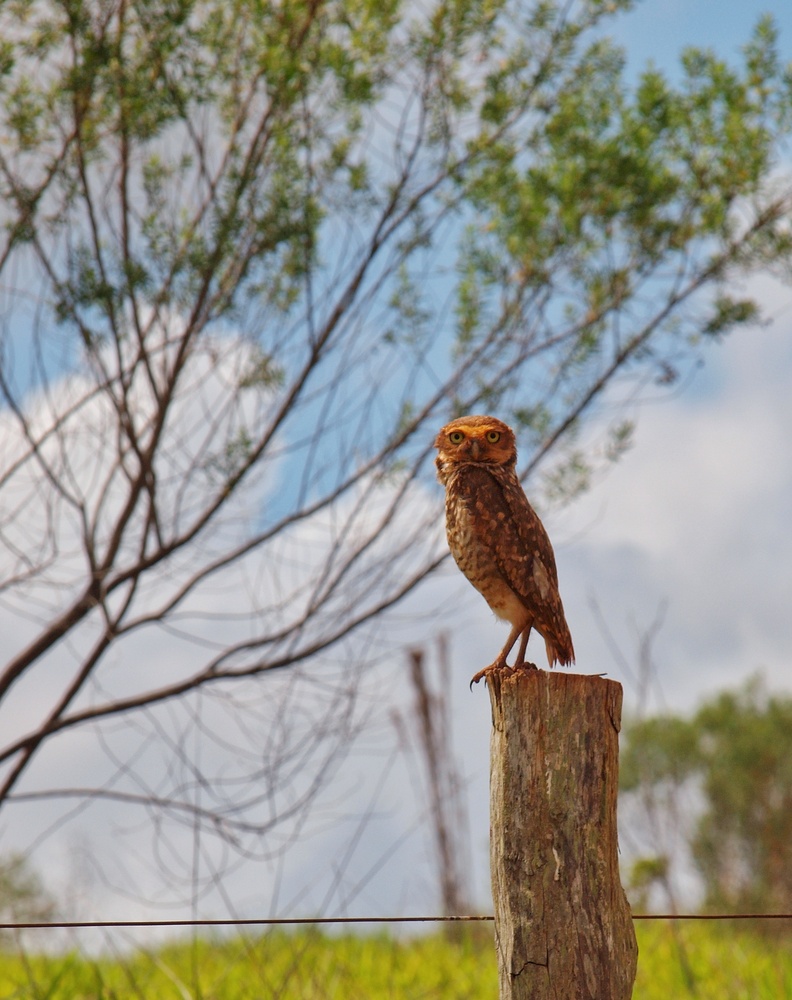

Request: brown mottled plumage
left=434, top=415, right=575, bottom=685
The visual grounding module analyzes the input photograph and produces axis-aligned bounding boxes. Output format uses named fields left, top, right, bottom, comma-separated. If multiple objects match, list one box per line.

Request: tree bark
left=488, top=670, right=638, bottom=999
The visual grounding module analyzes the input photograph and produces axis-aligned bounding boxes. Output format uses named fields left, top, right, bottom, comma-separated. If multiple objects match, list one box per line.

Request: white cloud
left=549, top=279, right=792, bottom=711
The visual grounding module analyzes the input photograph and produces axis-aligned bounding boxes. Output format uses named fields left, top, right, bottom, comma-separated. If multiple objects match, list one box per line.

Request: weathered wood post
left=487, top=670, right=638, bottom=999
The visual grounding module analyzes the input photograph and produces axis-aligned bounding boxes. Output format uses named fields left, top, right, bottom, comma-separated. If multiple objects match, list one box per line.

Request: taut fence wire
left=2, top=913, right=792, bottom=931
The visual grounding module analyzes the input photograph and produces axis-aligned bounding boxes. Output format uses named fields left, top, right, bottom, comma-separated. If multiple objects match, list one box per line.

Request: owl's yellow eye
left=486, top=431, right=501, bottom=443
left=449, top=431, right=464, bottom=445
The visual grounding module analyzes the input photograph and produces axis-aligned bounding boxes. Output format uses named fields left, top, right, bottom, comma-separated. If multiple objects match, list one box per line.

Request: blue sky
left=613, top=0, right=792, bottom=76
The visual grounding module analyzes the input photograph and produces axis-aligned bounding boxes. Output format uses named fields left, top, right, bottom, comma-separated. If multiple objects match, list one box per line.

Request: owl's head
left=434, top=415, right=517, bottom=472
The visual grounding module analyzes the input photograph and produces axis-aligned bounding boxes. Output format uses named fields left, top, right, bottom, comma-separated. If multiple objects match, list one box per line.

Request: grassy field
left=1, top=920, right=791, bottom=998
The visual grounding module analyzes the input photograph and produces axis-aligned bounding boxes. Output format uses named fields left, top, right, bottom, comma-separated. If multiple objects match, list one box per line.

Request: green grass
left=0, top=921, right=790, bottom=998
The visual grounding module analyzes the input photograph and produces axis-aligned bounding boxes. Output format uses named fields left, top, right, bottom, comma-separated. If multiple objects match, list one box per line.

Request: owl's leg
left=470, top=624, right=521, bottom=687
left=513, top=625, right=538, bottom=672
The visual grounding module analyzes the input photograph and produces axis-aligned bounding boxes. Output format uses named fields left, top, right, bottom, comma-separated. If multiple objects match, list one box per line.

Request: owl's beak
left=469, top=439, right=481, bottom=460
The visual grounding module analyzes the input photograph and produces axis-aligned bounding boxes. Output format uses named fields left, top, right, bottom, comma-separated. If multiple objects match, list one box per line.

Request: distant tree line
left=621, top=678, right=792, bottom=918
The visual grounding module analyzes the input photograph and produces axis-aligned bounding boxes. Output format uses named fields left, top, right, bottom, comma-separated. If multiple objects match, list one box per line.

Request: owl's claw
left=469, top=660, right=538, bottom=690
left=470, top=661, right=511, bottom=689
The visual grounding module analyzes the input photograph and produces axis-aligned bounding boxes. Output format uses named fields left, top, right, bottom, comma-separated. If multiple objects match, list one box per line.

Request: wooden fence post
left=487, top=670, right=638, bottom=999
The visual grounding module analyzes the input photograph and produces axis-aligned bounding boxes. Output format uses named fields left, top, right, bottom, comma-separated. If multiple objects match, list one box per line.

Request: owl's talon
left=469, top=662, right=511, bottom=689
left=514, top=660, right=539, bottom=672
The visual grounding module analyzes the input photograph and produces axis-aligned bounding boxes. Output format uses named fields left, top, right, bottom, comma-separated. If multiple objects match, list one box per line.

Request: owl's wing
left=463, top=465, right=574, bottom=664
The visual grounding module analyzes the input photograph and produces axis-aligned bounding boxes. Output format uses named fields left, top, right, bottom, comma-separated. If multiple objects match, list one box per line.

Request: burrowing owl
left=435, top=414, right=575, bottom=685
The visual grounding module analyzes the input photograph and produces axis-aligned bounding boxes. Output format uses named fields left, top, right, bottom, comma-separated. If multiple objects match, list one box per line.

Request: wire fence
left=2, top=912, right=792, bottom=931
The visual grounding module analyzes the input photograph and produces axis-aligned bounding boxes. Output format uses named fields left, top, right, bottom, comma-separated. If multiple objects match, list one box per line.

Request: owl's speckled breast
left=444, top=468, right=529, bottom=629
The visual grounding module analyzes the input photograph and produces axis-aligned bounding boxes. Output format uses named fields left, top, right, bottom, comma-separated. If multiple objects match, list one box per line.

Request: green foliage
left=0, top=0, right=788, bottom=374
left=628, top=855, right=670, bottom=912
left=0, top=854, right=56, bottom=939
left=0, top=0, right=788, bottom=493
left=605, top=418, right=634, bottom=462
left=543, top=448, right=592, bottom=505
left=0, top=924, right=790, bottom=998
left=238, top=346, right=286, bottom=390
left=695, top=682, right=792, bottom=915
left=0, top=929, right=496, bottom=998
left=620, top=715, right=702, bottom=791
left=621, top=679, right=792, bottom=915
left=634, top=921, right=792, bottom=999
left=452, top=10, right=792, bottom=471
left=386, top=264, right=433, bottom=347
left=702, top=294, right=761, bottom=339
left=0, top=0, right=404, bottom=329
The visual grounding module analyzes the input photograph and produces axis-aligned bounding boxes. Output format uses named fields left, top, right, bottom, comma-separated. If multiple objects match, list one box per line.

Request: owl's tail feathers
left=544, top=625, right=575, bottom=668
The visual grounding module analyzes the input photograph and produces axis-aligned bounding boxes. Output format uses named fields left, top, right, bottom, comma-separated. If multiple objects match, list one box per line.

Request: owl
left=434, top=414, right=575, bottom=685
